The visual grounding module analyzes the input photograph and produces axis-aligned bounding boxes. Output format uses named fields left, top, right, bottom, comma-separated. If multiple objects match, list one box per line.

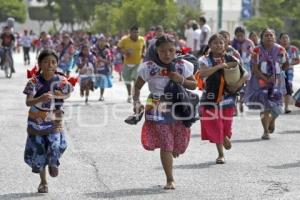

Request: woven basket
left=224, top=63, right=240, bottom=86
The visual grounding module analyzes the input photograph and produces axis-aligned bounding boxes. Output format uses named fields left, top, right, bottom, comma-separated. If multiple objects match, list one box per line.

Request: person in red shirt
left=0, top=26, right=15, bottom=72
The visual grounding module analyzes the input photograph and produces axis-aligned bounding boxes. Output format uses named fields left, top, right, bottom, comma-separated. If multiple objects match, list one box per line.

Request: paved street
left=0, top=52, right=300, bottom=200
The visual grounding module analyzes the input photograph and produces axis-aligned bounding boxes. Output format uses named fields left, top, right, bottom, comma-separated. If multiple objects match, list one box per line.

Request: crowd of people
left=6, top=16, right=298, bottom=192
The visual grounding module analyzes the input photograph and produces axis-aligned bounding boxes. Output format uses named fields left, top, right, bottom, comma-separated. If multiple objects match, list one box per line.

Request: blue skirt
left=58, top=58, right=74, bottom=73
left=24, top=132, right=67, bottom=173
left=94, top=74, right=113, bottom=89
left=245, top=75, right=283, bottom=110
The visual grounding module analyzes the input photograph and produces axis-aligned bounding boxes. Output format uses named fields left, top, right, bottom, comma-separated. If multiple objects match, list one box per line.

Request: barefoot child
left=92, top=36, right=113, bottom=101
left=132, top=35, right=197, bottom=189
left=77, top=45, right=95, bottom=103
left=23, top=49, right=73, bottom=193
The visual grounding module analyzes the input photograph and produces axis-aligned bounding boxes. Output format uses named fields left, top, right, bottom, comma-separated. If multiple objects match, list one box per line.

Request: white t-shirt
left=138, top=59, right=194, bottom=96
left=80, top=62, right=94, bottom=76
left=192, top=29, right=202, bottom=51
left=20, top=35, right=32, bottom=48
left=184, top=28, right=194, bottom=49
left=200, top=24, right=211, bottom=46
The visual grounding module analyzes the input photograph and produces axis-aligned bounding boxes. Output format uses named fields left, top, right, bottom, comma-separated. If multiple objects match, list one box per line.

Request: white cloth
left=184, top=28, right=194, bottom=49
left=138, top=59, right=194, bottom=96
left=192, top=29, right=201, bottom=51
left=200, top=24, right=211, bottom=46
left=20, top=35, right=32, bottom=48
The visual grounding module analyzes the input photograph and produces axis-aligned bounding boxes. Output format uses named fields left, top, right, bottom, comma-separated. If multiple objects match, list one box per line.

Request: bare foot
left=164, top=181, right=175, bottom=190
left=261, top=132, right=270, bottom=140
left=49, top=165, right=59, bottom=177
left=37, top=183, right=48, bottom=193
left=223, top=136, right=232, bottom=150
left=172, top=152, right=179, bottom=158
left=269, top=122, right=275, bottom=134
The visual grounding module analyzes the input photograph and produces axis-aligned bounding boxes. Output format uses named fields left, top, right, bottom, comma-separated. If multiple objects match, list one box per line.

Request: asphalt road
left=0, top=51, right=300, bottom=200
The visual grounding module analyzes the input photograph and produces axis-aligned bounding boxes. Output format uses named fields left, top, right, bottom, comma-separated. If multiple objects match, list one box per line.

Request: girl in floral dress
left=23, top=49, right=73, bottom=193
left=278, top=33, right=300, bottom=113
left=132, top=35, right=197, bottom=189
left=245, top=28, right=289, bottom=139
left=76, top=45, right=95, bottom=103
left=92, top=36, right=112, bottom=101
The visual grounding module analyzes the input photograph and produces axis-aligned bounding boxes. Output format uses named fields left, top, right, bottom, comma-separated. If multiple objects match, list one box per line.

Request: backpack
left=176, top=54, right=199, bottom=74
left=176, top=54, right=205, bottom=91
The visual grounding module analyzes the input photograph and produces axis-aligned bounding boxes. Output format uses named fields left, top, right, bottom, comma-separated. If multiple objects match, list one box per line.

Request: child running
left=23, top=49, right=73, bottom=193
left=77, top=45, right=95, bottom=103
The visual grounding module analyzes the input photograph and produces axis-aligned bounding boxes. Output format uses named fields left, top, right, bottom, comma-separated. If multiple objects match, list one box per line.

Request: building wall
left=201, top=0, right=242, bottom=34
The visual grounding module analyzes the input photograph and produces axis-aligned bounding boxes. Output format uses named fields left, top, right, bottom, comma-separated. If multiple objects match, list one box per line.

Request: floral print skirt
left=24, top=132, right=67, bottom=173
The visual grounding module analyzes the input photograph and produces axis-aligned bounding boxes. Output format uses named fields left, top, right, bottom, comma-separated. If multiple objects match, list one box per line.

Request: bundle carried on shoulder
left=223, top=61, right=240, bottom=86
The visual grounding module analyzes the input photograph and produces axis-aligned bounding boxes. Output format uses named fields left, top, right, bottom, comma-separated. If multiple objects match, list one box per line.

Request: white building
left=201, top=0, right=242, bottom=34
left=176, top=0, right=243, bottom=34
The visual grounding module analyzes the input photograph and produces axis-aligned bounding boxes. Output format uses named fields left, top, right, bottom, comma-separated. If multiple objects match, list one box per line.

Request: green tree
left=92, top=0, right=202, bottom=35
left=244, top=0, right=300, bottom=38
left=92, top=3, right=119, bottom=34
left=0, top=0, right=26, bottom=23
left=176, top=5, right=203, bottom=36
left=52, top=0, right=120, bottom=31
left=244, top=16, right=283, bottom=33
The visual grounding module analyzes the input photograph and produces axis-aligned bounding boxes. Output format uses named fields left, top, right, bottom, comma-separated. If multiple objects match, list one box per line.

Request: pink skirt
left=141, top=120, right=190, bottom=154
left=114, top=63, right=123, bottom=73
left=200, top=107, right=234, bottom=144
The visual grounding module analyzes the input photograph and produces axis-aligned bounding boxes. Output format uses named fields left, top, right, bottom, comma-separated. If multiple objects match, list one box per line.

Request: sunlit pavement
left=0, top=51, right=300, bottom=200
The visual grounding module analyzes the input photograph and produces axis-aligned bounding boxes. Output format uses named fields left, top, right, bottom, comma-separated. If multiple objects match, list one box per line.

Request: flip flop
left=38, top=183, right=48, bottom=193
left=124, top=111, right=144, bottom=125
left=216, top=157, right=225, bottom=164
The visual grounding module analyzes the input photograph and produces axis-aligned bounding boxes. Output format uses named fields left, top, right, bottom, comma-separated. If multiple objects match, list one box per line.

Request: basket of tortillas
left=223, top=61, right=240, bottom=86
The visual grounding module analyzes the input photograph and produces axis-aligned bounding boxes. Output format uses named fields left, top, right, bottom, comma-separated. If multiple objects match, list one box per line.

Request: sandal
left=38, top=183, right=48, bottom=193
left=49, top=165, right=59, bottom=177
left=223, top=136, right=232, bottom=150
left=216, top=157, right=225, bottom=164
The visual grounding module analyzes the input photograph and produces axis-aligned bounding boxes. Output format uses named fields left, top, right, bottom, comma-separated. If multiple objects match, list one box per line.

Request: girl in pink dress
left=199, top=33, right=248, bottom=164
left=132, top=35, right=197, bottom=189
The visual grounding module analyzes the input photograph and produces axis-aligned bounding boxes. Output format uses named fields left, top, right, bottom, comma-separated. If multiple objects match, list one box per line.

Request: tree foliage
left=244, top=16, right=283, bottom=33
left=0, top=0, right=26, bottom=23
left=92, top=0, right=202, bottom=35
left=28, top=6, right=55, bottom=21
left=28, top=0, right=202, bottom=35
left=244, top=0, right=300, bottom=38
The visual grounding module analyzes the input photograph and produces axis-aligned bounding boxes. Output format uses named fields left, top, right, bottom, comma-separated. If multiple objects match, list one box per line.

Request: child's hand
left=227, top=84, right=239, bottom=94
left=168, top=72, right=183, bottom=84
left=133, top=102, right=144, bottom=114
left=39, top=92, right=53, bottom=103
left=225, top=62, right=238, bottom=69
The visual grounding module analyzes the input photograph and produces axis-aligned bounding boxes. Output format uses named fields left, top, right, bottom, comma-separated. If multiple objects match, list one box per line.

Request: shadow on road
left=85, top=187, right=166, bottom=199
left=0, top=193, right=44, bottom=200
left=268, top=161, right=300, bottom=169
left=172, top=161, right=215, bottom=169
left=190, top=134, right=200, bottom=138
left=282, top=110, right=300, bottom=115
left=276, top=130, right=300, bottom=134
left=231, top=138, right=262, bottom=143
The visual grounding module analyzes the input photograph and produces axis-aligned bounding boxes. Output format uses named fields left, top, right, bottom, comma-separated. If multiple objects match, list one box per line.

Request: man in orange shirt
left=118, top=26, right=145, bottom=103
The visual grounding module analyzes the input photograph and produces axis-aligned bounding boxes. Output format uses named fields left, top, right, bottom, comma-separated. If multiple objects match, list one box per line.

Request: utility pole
left=217, top=0, right=223, bottom=31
